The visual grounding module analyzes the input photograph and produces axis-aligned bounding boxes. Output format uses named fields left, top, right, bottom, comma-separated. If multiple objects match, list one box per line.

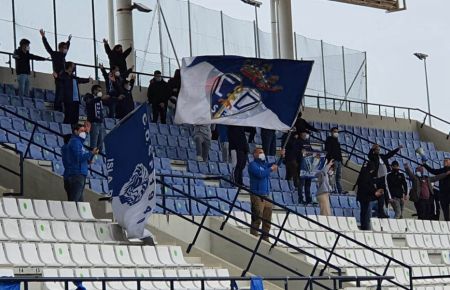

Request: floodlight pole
left=423, top=58, right=431, bottom=126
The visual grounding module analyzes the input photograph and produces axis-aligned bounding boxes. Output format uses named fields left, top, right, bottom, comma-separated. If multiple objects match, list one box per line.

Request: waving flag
left=105, top=104, right=156, bottom=239
left=174, top=56, right=314, bottom=131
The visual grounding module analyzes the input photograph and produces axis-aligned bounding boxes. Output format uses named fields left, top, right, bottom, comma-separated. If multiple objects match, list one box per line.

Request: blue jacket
left=64, top=135, right=92, bottom=177
left=61, top=144, right=69, bottom=178
left=248, top=159, right=274, bottom=196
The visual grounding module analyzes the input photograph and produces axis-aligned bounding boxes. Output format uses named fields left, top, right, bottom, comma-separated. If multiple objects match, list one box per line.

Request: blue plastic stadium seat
left=156, top=134, right=168, bottom=146
left=405, top=131, right=413, bottom=140
left=205, top=187, right=217, bottom=198
left=305, top=207, right=316, bottom=216
left=391, top=130, right=399, bottom=139
left=0, top=129, right=7, bottom=143
left=174, top=199, right=189, bottom=215
left=282, top=192, right=294, bottom=205
left=198, top=162, right=210, bottom=175
left=29, top=145, right=43, bottom=160
left=168, top=125, right=180, bottom=136
left=188, top=138, right=196, bottom=149
left=153, top=157, right=162, bottom=170
left=33, top=133, right=46, bottom=147
left=187, top=161, right=199, bottom=174
left=333, top=208, right=344, bottom=216
left=343, top=208, right=353, bottom=217
left=36, top=121, right=49, bottom=133
left=34, top=99, right=45, bottom=110
left=398, top=131, right=406, bottom=140
left=154, top=146, right=166, bottom=158
left=218, top=163, right=230, bottom=175
left=167, top=136, right=178, bottom=147
left=176, top=148, right=188, bottom=160
left=241, top=177, right=249, bottom=187
left=208, top=162, right=220, bottom=175
left=178, top=136, right=189, bottom=148
left=4, top=84, right=15, bottom=96
left=60, top=124, right=72, bottom=135
left=271, top=192, right=283, bottom=205
left=209, top=151, right=219, bottom=162
left=0, top=117, right=12, bottom=130
left=48, top=122, right=60, bottom=134
left=10, top=96, right=22, bottom=107
left=216, top=188, right=228, bottom=200
left=42, top=149, right=56, bottom=161
left=16, top=107, right=29, bottom=119
left=22, top=98, right=35, bottom=109
left=158, top=124, right=170, bottom=135
left=52, top=161, right=64, bottom=176
left=104, top=118, right=116, bottom=130
left=166, top=147, right=177, bottom=159
left=180, top=126, right=191, bottom=137
left=31, top=88, right=45, bottom=99
left=427, top=142, right=435, bottom=151
left=185, top=149, right=195, bottom=160
left=339, top=196, right=351, bottom=209
left=0, top=94, right=9, bottom=106
left=160, top=158, right=171, bottom=170
left=330, top=195, right=340, bottom=208
left=28, top=108, right=40, bottom=120
left=412, top=131, right=420, bottom=140
left=280, top=180, right=291, bottom=192
left=45, top=90, right=55, bottom=102
left=7, top=132, right=20, bottom=143
left=53, top=111, right=64, bottom=123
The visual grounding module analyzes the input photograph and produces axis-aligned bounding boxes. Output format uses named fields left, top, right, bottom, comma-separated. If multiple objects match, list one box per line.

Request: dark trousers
left=63, top=101, right=80, bottom=126
left=66, top=174, right=86, bottom=202
left=360, top=200, right=373, bottom=230
left=375, top=177, right=388, bottom=218
left=233, top=149, right=247, bottom=186
left=245, top=127, right=256, bottom=143
left=415, top=199, right=433, bottom=220
left=299, top=178, right=312, bottom=204
left=152, top=104, right=167, bottom=124
left=54, top=79, right=63, bottom=111
left=261, top=129, right=276, bottom=156
left=441, top=199, right=450, bottom=221
left=285, top=160, right=300, bottom=188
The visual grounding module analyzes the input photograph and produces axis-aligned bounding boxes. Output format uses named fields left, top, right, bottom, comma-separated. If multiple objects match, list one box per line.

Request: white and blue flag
left=175, top=56, right=314, bottom=131
left=105, top=104, right=156, bottom=239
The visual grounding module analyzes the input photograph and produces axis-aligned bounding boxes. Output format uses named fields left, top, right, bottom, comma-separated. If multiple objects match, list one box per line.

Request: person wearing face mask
left=294, top=111, right=319, bottom=134
left=84, top=85, right=110, bottom=150
left=116, top=75, right=136, bottom=120
left=147, top=70, right=170, bottom=124
left=13, top=38, right=47, bottom=97
left=386, top=161, right=408, bottom=219
left=103, top=39, right=132, bottom=77
left=423, top=158, right=450, bottom=221
left=325, top=127, right=343, bottom=194
left=316, top=159, right=335, bottom=216
left=58, top=62, right=92, bottom=126
left=283, top=132, right=302, bottom=194
left=405, top=163, right=450, bottom=220
left=100, top=64, right=125, bottom=118
left=40, top=29, right=71, bottom=111
left=367, top=143, right=402, bottom=218
left=65, top=124, right=99, bottom=202
left=248, top=148, right=283, bottom=242
left=298, top=130, right=315, bottom=204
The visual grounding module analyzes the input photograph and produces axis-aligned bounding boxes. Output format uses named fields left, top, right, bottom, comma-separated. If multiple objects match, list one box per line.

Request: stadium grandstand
left=1, top=0, right=450, bottom=290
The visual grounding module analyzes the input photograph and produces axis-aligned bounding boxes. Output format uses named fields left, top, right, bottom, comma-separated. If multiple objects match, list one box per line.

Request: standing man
left=147, top=71, right=170, bottom=124
left=284, top=132, right=302, bottom=198
left=261, top=128, right=277, bottom=156
left=294, top=112, right=319, bottom=134
left=386, top=161, right=408, bottom=219
left=193, top=125, right=211, bottom=162
left=103, top=39, right=132, bottom=77
left=59, top=62, right=91, bottom=126
left=217, top=125, right=229, bottom=163
left=64, top=124, right=99, bottom=202
left=13, top=39, right=47, bottom=97
left=84, top=85, right=109, bottom=150
left=423, top=159, right=450, bottom=221
left=248, top=148, right=283, bottom=242
left=367, top=144, right=402, bottom=218
left=228, top=125, right=249, bottom=186
left=325, top=127, right=343, bottom=194
left=40, top=29, right=71, bottom=111
left=298, top=131, right=315, bottom=204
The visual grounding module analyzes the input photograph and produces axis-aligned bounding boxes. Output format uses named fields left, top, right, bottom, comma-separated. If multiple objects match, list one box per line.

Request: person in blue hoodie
left=63, top=124, right=99, bottom=202
left=248, top=147, right=283, bottom=242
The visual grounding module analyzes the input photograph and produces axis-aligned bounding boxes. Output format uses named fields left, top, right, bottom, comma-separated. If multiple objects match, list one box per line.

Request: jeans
left=66, top=175, right=86, bottom=202
left=334, top=160, right=343, bottom=194
left=193, top=134, right=211, bottom=162
left=390, top=197, right=404, bottom=219
left=17, top=74, right=30, bottom=97
left=360, top=200, right=374, bottom=230
left=261, top=129, right=276, bottom=156
left=220, top=142, right=229, bottom=163
left=298, top=178, right=312, bottom=204
left=90, top=122, right=105, bottom=151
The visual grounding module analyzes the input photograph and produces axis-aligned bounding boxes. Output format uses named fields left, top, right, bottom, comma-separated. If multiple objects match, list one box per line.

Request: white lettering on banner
left=106, top=158, right=114, bottom=194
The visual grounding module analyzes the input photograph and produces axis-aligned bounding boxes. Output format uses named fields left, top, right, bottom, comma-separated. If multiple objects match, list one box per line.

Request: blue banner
left=105, top=104, right=156, bottom=239
left=175, top=56, right=314, bottom=131
left=300, top=152, right=327, bottom=179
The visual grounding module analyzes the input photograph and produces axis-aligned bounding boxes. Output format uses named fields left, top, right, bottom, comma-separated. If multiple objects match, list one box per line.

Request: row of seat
left=42, top=267, right=231, bottom=290
left=0, top=104, right=64, bottom=123
left=0, top=94, right=46, bottom=110
left=0, top=84, right=54, bottom=101
left=371, top=218, right=450, bottom=235
left=0, top=242, right=193, bottom=269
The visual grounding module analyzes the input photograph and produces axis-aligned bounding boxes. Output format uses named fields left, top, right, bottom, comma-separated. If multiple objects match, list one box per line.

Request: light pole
left=414, top=52, right=431, bottom=126
left=241, top=0, right=262, bottom=57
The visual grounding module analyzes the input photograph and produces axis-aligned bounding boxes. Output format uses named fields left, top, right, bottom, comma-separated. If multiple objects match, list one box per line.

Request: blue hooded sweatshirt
left=63, top=135, right=92, bottom=177
left=248, top=159, right=274, bottom=196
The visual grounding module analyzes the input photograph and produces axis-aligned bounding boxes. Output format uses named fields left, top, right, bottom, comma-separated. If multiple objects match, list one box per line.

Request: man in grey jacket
left=316, top=159, right=334, bottom=216
left=193, top=125, right=211, bottom=162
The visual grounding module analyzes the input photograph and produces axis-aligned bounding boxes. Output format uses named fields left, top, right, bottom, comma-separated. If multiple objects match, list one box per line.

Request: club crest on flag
left=118, top=163, right=150, bottom=206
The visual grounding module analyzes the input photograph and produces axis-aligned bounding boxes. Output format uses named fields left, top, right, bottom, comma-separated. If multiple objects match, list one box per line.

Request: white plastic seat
left=84, top=244, right=105, bottom=266
left=388, top=219, right=400, bottom=233
left=392, top=249, right=404, bottom=264
left=307, top=215, right=320, bottom=230
left=422, top=220, right=434, bottom=234
left=440, top=221, right=450, bottom=233
left=3, top=242, right=27, bottom=266
left=379, top=218, right=391, bottom=232
left=110, top=224, right=128, bottom=242
left=401, top=249, right=416, bottom=265
left=287, top=214, right=300, bottom=229
left=432, top=234, right=443, bottom=248
left=192, top=268, right=223, bottom=290
left=405, top=219, right=417, bottom=232
left=405, top=234, right=417, bottom=248
left=95, top=223, right=116, bottom=243
left=79, top=222, right=101, bottom=243
left=216, top=268, right=232, bottom=289
left=17, top=198, right=38, bottom=219
left=19, top=219, right=40, bottom=241
left=397, top=219, right=407, bottom=233
left=149, top=269, right=169, bottom=290
left=0, top=221, right=8, bottom=241
left=135, top=268, right=158, bottom=290
left=121, top=268, right=138, bottom=290
left=2, top=219, right=23, bottom=240
left=21, top=243, right=45, bottom=266
left=423, top=235, right=433, bottom=248
left=156, top=246, right=176, bottom=266
left=42, top=268, right=63, bottom=290
left=37, top=243, right=60, bottom=266
left=100, top=245, right=120, bottom=266
left=315, top=231, right=332, bottom=248
left=316, top=215, right=328, bottom=227
left=114, top=245, right=134, bottom=266
left=128, top=246, right=149, bottom=267
left=442, top=251, right=450, bottom=264
left=362, top=249, right=378, bottom=266
left=52, top=243, right=76, bottom=266
left=441, top=235, right=450, bottom=249
left=346, top=217, right=359, bottom=231
left=89, top=268, right=105, bottom=290
left=230, top=211, right=247, bottom=227
left=48, top=200, right=68, bottom=220
left=66, top=222, right=86, bottom=243
left=177, top=268, right=199, bottom=289
left=415, top=220, right=426, bottom=233
left=142, top=246, right=164, bottom=267
left=0, top=244, right=11, bottom=266
left=0, top=200, right=7, bottom=218
left=363, top=232, right=376, bottom=248
left=58, top=268, right=75, bottom=287
left=77, top=202, right=96, bottom=220
left=69, top=244, right=91, bottom=266
left=74, top=268, right=95, bottom=290
left=414, top=234, right=426, bottom=248
left=62, top=201, right=83, bottom=221
left=336, top=216, right=350, bottom=231
left=431, top=220, right=443, bottom=233
left=106, top=268, right=127, bottom=290
left=370, top=218, right=381, bottom=232
left=33, top=199, right=53, bottom=219
left=382, top=233, right=395, bottom=248
left=34, top=220, right=56, bottom=242
left=373, top=233, right=386, bottom=248
left=0, top=268, right=13, bottom=277
left=1, top=198, right=22, bottom=218
left=164, top=269, right=184, bottom=289
left=50, top=221, right=71, bottom=242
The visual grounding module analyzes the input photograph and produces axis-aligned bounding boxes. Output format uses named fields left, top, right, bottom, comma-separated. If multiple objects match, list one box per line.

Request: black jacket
left=58, top=72, right=90, bottom=103
left=325, top=136, right=343, bottom=161
left=295, top=118, right=318, bottom=133
left=116, top=79, right=135, bottom=120
left=367, top=147, right=400, bottom=177
left=228, top=126, right=249, bottom=153
left=101, top=67, right=123, bottom=100
left=387, top=170, right=408, bottom=198
left=42, top=36, right=70, bottom=74
left=104, top=43, right=132, bottom=74
left=147, top=79, right=170, bottom=105
left=356, top=163, right=378, bottom=202
left=284, top=136, right=302, bottom=163
left=423, top=164, right=450, bottom=199
left=84, top=93, right=104, bottom=123
left=13, top=48, right=46, bottom=75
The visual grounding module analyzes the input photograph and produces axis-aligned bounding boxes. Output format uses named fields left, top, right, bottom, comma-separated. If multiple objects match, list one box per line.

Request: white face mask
left=25, top=46, right=30, bottom=52
left=155, top=76, right=162, bottom=82
left=114, top=71, right=121, bottom=77
left=305, top=134, right=310, bottom=140
left=124, top=85, right=131, bottom=91
left=333, top=132, right=339, bottom=138
left=96, top=92, right=103, bottom=98
left=258, top=153, right=266, bottom=161
left=416, top=171, right=422, bottom=177
left=62, top=49, right=68, bottom=54
left=78, top=132, right=87, bottom=139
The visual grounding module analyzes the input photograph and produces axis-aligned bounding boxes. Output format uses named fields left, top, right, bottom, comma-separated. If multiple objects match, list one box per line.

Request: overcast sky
left=190, top=0, right=449, bottom=128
